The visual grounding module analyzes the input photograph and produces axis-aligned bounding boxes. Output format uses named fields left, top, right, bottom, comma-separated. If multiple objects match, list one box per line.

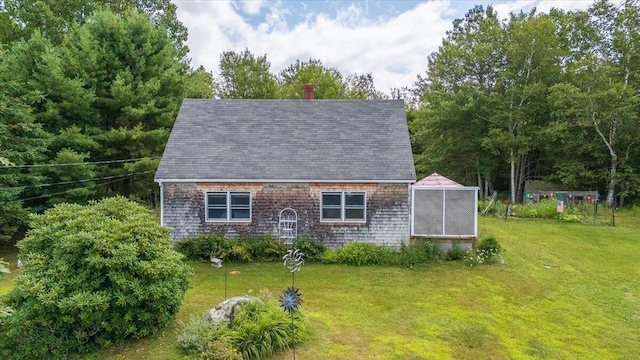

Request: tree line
left=0, top=0, right=391, bottom=242
left=1, top=0, right=638, bottom=243
left=411, top=0, right=640, bottom=205
left=200, top=0, right=640, bottom=208
left=0, top=0, right=216, bottom=242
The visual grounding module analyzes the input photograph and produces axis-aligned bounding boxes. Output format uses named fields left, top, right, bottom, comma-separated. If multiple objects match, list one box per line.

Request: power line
left=0, top=171, right=155, bottom=191
left=0, top=171, right=153, bottom=205
left=1, top=157, right=159, bottom=169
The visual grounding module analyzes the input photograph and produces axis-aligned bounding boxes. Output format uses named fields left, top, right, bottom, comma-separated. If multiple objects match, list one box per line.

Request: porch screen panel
left=444, top=189, right=476, bottom=236
left=413, top=189, right=443, bottom=236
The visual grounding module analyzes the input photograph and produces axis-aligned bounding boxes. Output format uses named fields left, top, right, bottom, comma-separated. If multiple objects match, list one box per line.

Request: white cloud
left=238, top=0, right=266, bottom=15
left=175, top=0, right=609, bottom=95
left=490, top=0, right=623, bottom=20
left=177, top=0, right=455, bottom=93
left=260, top=2, right=290, bottom=32
left=334, top=4, right=369, bottom=27
left=489, top=0, right=534, bottom=19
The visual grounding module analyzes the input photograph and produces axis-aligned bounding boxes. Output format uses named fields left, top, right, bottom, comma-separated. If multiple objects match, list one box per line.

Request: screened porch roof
left=412, top=173, right=463, bottom=188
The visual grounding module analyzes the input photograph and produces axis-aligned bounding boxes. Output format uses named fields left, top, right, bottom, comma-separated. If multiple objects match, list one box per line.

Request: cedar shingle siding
left=162, top=182, right=410, bottom=248
left=155, top=99, right=416, bottom=248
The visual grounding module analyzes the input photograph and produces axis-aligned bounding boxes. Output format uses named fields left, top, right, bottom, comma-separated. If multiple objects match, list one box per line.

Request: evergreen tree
left=0, top=61, right=50, bottom=242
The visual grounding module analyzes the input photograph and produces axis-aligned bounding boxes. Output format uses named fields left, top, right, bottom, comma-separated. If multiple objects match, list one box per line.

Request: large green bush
left=0, top=197, right=192, bottom=359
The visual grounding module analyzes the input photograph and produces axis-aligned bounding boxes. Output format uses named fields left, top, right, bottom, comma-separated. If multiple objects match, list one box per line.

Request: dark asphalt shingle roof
left=155, top=99, right=416, bottom=182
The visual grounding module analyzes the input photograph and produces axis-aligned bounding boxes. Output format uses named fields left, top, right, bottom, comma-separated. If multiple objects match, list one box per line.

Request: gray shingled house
left=155, top=98, right=416, bottom=248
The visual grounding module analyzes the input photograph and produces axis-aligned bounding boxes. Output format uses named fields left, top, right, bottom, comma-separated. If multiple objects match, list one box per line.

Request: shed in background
left=411, top=173, right=478, bottom=250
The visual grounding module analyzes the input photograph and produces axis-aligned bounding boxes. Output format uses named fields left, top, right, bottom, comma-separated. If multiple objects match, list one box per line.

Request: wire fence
left=479, top=199, right=622, bottom=226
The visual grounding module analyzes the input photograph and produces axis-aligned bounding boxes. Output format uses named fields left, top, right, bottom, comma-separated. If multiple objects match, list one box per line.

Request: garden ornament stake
left=281, top=248, right=304, bottom=360
left=280, top=287, right=303, bottom=313
left=283, top=248, right=304, bottom=286
left=210, top=257, right=227, bottom=300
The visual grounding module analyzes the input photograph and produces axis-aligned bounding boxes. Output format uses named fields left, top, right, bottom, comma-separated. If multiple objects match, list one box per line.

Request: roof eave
left=155, top=178, right=415, bottom=184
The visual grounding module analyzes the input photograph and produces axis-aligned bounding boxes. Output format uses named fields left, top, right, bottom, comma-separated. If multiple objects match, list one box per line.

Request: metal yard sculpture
left=280, top=227, right=304, bottom=360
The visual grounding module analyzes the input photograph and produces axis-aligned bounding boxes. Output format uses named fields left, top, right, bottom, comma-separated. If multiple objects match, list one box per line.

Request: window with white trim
left=321, top=192, right=366, bottom=222
left=206, top=192, right=251, bottom=222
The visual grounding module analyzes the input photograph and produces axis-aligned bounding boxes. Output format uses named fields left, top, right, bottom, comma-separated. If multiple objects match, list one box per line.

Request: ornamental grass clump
left=177, top=293, right=309, bottom=360
left=0, top=197, right=192, bottom=359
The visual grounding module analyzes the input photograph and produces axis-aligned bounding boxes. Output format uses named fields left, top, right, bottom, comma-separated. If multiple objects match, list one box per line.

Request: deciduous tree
left=345, top=73, right=387, bottom=100
left=413, top=6, right=505, bottom=196
left=549, top=1, right=640, bottom=205
left=483, top=10, right=562, bottom=202
left=278, top=58, right=347, bottom=99
left=217, top=49, right=278, bottom=99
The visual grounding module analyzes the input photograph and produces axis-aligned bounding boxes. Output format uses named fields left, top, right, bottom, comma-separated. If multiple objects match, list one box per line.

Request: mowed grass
left=2, top=211, right=640, bottom=359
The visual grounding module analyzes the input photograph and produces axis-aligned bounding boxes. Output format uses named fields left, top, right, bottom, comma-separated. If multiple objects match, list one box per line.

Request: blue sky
left=237, top=1, right=429, bottom=26
left=174, top=0, right=604, bottom=94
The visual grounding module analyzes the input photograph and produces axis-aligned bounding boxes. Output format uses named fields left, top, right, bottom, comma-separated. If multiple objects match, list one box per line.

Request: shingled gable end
left=155, top=99, right=416, bottom=248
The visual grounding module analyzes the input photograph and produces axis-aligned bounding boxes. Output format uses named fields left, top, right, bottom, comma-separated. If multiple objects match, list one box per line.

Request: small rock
left=207, top=295, right=260, bottom=322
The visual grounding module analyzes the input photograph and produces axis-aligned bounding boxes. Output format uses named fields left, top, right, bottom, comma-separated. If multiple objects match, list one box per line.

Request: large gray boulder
left=207, top=295, right=260, bottom=322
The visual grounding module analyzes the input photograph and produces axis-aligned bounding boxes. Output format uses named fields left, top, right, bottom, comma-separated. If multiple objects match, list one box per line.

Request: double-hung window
left=321, top=192, right=366, bottom=222
left=206, top=192, right=251, bottom=222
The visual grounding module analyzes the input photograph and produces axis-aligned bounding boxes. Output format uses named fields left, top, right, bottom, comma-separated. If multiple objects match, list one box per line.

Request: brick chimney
left=303, top=84, right=314, bottom=100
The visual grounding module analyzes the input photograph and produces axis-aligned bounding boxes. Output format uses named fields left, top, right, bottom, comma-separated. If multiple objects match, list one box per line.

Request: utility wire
left=0, top=171, right=153, bottom=205
left=1, top=156, right=159, bottom=169
left=0, top=171, right=154, bottom=191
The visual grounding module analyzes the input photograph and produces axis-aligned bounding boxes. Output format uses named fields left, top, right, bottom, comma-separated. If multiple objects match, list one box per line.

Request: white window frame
left=320, top=191, right=366, bottom=223
left=206, top=191, right=251, bottom=222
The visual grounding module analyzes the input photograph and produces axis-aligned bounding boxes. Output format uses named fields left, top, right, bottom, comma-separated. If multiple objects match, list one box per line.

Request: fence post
left=611, top=203, right=616, bottom=227
left=504, top=199, right=510, bottom=221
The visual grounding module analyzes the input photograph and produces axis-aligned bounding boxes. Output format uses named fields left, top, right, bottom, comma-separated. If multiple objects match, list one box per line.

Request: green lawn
left=2, top=213, right=640, bottom=359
